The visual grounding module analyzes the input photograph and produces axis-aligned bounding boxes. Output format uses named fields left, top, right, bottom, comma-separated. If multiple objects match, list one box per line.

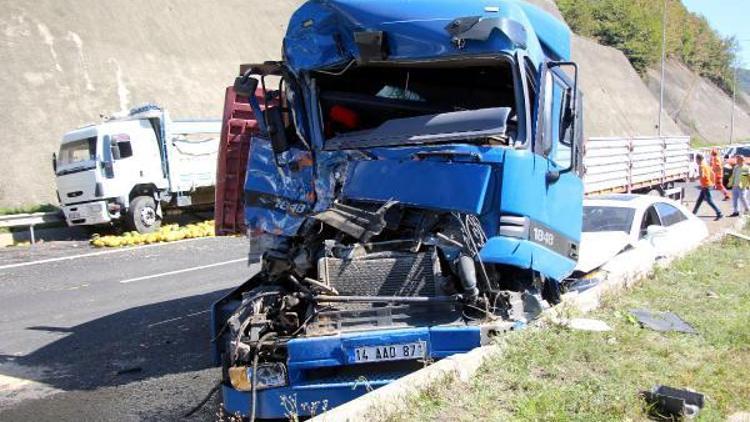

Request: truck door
left=533, top=63, right=584, bottom=273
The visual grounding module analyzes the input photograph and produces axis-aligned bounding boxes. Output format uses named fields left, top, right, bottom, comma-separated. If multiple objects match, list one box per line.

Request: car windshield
left=583, top=205, right=635, bottom=233
left=58, top=137, right=97, bottom=167
left=735, top=147, right=750, bottom=156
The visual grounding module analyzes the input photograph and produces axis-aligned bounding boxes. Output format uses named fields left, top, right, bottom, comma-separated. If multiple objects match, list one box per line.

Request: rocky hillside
left=0, top=0, right=303, bottom=207
left=0, top=0, right=686, bottom=207
left=646, top=60, right=750, bottom=144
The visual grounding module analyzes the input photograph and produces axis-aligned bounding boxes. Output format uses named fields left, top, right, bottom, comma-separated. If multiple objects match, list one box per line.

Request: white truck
left=583, top=135, right=691, bottom=198
left=53, top=105, right=221, bottom=233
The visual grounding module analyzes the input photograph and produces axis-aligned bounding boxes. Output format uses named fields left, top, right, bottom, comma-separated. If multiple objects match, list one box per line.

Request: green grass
left=392, top=232, right=750, bottom=421
left=0, top=203, right=58, bottom=216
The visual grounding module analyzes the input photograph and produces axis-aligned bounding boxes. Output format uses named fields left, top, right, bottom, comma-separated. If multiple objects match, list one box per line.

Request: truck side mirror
left=535, top=62, right=582, bottom=173
left=233, top=74, right=259, bottom=97
left=101, top=135, right=115, bottom=178
left=52, top=152, right=57, bottom=173
left=266, top=106, right=289, bottom=155
left=110, top=137, right=122, bottom=160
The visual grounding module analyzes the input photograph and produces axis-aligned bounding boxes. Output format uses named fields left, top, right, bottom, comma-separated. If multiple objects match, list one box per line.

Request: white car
left=575, top=194, right=709, bottom=274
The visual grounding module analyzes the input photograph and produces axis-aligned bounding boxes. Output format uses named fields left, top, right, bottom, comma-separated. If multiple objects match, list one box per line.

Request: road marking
left=0, top=237, right=218, bottom=271
left=147, top=309, right=211, bottom=328
left=118, top=258, right=247, bottom=284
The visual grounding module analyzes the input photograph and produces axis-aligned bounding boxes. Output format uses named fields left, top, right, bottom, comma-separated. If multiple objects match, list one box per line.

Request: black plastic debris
left=629, top=309, right=697, bottom=334
left=641, top=385, right=704, bottom=420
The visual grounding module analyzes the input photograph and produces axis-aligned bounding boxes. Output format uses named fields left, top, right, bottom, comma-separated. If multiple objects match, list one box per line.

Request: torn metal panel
left=630, top=309, right=697, bottom=334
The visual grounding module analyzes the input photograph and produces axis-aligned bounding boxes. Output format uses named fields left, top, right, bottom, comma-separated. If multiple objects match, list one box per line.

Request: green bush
left=557, top=0, right=738, bottom=94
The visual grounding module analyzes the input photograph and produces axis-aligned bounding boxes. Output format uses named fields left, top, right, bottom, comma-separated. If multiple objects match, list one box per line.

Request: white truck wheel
left=127, top=195, right=161, bottom=233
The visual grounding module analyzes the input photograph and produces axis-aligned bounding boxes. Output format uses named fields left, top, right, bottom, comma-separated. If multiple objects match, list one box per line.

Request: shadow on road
left=0, top=287, right=231, bottom=391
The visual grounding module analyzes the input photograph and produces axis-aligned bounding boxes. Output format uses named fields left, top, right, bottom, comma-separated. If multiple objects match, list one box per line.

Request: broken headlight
left=228, top=362, right=288, bottom=391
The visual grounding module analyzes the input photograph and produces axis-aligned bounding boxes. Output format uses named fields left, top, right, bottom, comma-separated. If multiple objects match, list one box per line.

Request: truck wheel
left=127, top=196, right=161, bottom=233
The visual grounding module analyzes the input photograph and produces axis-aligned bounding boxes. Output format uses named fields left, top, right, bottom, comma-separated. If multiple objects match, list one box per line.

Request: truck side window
left=117, top=141, right=133, bottom=159
left=551, top=75, right=572, bottom=168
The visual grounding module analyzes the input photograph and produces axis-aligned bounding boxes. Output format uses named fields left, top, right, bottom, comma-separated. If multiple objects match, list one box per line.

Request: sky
left=682, top=0, right=750, bottom=67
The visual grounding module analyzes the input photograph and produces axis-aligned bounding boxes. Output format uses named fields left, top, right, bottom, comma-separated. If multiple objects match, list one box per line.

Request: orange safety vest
left=699, top=162, right=714, bottom=188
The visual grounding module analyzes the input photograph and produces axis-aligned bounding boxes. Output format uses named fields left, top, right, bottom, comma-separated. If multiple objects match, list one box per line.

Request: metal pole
left=730, top=64, right=737, bottom=145
left=658, top=0, right=668, bottom=137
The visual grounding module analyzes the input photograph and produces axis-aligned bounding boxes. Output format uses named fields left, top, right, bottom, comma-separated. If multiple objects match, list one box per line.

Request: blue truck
left=211, top=0, right=584, bottom=418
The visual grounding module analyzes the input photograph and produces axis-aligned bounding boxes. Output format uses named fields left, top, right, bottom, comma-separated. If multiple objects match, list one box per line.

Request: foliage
left=557, top=0, right=738, bottom=93
left=0, top=203, right=58, bottom=216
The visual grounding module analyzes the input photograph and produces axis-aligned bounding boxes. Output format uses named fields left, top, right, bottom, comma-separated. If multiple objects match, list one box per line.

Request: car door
left=652, top=201, right=697, bottom=253
left=636, top=204, right=668, bottom=254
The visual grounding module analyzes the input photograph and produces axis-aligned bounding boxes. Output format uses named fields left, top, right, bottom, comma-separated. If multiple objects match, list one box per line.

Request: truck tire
left=127, top=195, right=161, bottom=233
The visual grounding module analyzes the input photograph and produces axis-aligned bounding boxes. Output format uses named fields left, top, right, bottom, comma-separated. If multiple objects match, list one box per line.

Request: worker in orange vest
left=710, top=148, right=730, bottom=201
left=692, top=154, right=723, bottom=220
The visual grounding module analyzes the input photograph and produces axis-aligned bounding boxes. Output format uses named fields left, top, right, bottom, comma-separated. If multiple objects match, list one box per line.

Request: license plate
left=352, top=341, right=426, bottom=363
left=69, top=211, right=81, bottom=220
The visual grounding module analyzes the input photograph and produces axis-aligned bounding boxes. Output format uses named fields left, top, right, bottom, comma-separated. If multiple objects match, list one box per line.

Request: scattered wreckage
left=210, top=0, right=588, bottom=418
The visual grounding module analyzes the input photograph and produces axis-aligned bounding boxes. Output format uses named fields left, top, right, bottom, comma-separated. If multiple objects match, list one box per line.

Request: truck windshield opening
left=58, top=136, right=97, bottom=167
left=317, top=59, right=518, bottom=148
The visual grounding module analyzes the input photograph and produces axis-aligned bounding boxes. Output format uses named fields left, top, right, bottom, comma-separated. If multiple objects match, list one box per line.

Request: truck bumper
left=62, top=201, right=113, bottom=226
left=222, top=323, right=522, bottom=419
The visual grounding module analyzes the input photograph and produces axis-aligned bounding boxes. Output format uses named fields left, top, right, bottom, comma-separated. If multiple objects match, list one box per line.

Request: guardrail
left=0, top=211, right=65, bottom=244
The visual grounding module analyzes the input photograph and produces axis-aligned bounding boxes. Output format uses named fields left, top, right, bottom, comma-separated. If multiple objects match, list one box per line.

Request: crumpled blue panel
left=284, top=1, right=355, bottom=73
left=244, top=138, right=316, bottom=237
left=282, top=0, right=567, bottom=72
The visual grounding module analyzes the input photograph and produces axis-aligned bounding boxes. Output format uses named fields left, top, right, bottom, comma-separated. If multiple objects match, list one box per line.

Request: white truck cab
left=54, top=105, right=220, bottom=233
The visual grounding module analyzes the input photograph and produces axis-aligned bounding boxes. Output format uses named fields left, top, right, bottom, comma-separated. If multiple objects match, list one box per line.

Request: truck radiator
left=318, top=251, right=438, bottom=297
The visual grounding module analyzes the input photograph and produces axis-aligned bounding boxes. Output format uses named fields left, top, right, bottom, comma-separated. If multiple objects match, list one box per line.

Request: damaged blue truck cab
left=212, top=0, right=584, bottom=418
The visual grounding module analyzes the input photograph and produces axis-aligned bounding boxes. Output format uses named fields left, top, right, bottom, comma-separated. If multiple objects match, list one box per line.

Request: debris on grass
left=565, top=318, right=612, bottom=332
left=641, top=385, right=704, bottom=420
left=629, top=309, right=697, bottom=334
left=727, top=231, right=750, bottom=242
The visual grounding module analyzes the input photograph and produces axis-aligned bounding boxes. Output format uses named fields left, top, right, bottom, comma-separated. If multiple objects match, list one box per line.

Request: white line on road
left=0, top=237, right=216, bottom=271
left=118, top=258, right=247, bottom=284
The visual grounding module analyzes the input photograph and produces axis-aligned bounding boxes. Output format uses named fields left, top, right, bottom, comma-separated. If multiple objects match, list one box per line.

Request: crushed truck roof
left=283, top=0, right=571, bottom=73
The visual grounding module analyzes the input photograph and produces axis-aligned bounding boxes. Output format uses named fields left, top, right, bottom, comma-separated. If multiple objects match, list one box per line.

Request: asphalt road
left=0, top=236, right=260, bottom=421
left=0, top=182, right=742, bottom=421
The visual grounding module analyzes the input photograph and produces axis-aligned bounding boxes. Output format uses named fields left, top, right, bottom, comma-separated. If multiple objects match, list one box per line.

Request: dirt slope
left=645, top=60, right=750, bottom=145
left=0, top=0, right=684, bottom=207
left=0, top=0, right=303, bottom=207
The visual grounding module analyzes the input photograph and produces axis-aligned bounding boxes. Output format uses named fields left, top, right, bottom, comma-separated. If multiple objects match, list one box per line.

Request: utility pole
left=730, top=64, right=737, bottom=145
left=658, top=0, right=668, bottom=137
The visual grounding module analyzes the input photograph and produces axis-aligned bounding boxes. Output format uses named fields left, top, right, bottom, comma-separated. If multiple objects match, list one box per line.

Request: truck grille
left=318, top=251, right=437, bottom=297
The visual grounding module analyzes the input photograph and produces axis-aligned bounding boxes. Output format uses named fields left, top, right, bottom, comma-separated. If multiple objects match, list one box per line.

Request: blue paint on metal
left=479, top=235, right=576, bottom=281
left=284, top=0, right=570, bottom=73
left=342, top=159, right=495, bottom=214
left=224, top=325, right=486, bottom=419
left=243, top=138, right=315, bottom=237
left=226, top=1, right=582, bottom=417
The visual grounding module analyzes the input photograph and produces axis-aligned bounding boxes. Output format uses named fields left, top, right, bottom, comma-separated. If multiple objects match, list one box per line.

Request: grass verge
left=392, top=229, right=750, bottom=421
left=0, top=203, right=58, bottom=216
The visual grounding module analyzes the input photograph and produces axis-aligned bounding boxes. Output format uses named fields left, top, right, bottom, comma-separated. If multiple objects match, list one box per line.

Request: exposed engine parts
left=222, top=201, right=562, bottom=378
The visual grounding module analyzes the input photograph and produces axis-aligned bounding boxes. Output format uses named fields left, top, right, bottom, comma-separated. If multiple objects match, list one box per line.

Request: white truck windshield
left=59, top=137, right=97, bottom=166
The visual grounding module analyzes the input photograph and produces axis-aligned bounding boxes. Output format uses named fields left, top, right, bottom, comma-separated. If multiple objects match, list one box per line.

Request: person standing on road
left=727, top=154, right=750, bottom=217
left=710, top=148, right=731, bottom=201
left=692, top=154, right=723, bottom=220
